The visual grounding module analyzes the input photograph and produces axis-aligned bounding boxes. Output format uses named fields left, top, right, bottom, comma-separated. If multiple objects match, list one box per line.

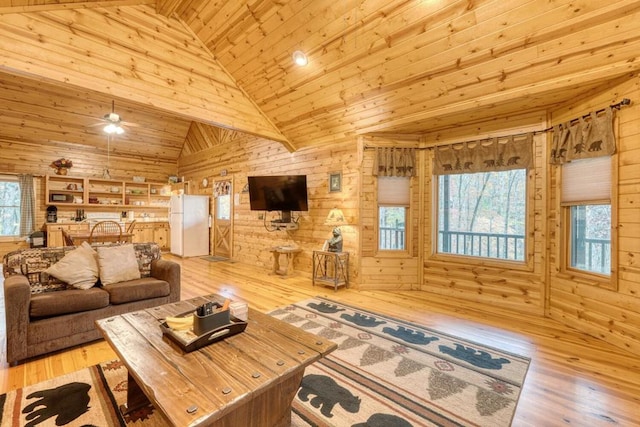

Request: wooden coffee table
left=95, top=294, right=336, bottom=426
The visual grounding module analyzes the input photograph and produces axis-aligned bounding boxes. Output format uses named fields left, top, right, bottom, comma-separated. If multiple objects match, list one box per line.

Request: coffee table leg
left=119, top=372, right=152, bottom=416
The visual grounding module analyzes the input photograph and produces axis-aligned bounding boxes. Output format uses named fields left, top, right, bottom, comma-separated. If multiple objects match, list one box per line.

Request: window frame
left=0, top=175, right=21, bottom=239
left=431, top=168, right=534, bottom=271
left=377, top=204, right=410, bottom=254
left=558, top=156, right=617, bottom=289
left=375, top=176, right=412, bottom=256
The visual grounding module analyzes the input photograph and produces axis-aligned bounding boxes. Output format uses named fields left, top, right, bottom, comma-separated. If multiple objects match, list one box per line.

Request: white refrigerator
left=170, top=195, right=210, bottom=257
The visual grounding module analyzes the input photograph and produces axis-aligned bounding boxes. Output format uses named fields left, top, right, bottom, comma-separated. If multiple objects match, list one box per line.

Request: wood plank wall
left=418, top=112, right=549, bottom=315
left=548, top=76, right=640, bottom=355
left=0, top=5, right=288, bottom=145
left=359, top=136, right=421, bottom=290
left=177, top=126, right=360, bottom=284
left=0, top=139, right=176, bottom=257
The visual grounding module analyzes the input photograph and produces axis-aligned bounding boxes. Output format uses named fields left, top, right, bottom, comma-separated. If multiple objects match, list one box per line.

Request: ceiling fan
left=90, top=100, right=138, bottom=135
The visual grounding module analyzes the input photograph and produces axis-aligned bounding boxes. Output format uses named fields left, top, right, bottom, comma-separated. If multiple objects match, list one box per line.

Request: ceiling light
left=292, top=50, right=308, bottom=66
left=104, top=123, right=124, bottom=135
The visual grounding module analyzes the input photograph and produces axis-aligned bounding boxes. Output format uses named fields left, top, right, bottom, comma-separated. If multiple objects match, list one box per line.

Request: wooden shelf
left=45, top=175, right=172, bottom=209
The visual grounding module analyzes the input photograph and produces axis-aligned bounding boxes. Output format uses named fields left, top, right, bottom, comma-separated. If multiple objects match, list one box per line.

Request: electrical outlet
left=258, top=214, right=264, bottom=220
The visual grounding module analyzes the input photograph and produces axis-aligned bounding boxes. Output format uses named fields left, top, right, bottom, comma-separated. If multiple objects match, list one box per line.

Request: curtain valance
left=550, top=106, right=615, bottom=165
left=433, top=134, right=533, bottom=175
left=373, top=147, right=416, bottom=177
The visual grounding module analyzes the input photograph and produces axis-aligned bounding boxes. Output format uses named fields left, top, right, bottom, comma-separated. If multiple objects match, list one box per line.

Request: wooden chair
left=89, top=220, right=123, bottom=244
left=61, top=229, right=75, bottom=246
left=124, top=220, right=136, bottom=243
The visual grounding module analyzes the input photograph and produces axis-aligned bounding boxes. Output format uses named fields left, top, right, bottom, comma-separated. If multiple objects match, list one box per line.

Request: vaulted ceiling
left=0, top=0, right=639, bottom=163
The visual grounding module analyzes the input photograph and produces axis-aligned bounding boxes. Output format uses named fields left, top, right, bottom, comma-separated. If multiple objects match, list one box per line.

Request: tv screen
left=248, top=175, right=308, bottom=212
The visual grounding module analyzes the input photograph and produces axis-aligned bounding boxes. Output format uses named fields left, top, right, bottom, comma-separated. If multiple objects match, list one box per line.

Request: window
left=562, top=157, right=611, bottom=276
left=378, top=177, right=409, bottom=251
left=437, top=169, right=527, bottom=261
left=0, top=177, right=21, bottom=236
left=569, top=205, right=610, bottom=274
left=216, top=194, right=230, bottom=220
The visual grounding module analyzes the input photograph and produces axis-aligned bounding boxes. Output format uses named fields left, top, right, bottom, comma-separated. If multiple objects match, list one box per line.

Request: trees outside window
left=0, top=178, right=20, bottom=236
left=437, top=169, right=526, bottom=261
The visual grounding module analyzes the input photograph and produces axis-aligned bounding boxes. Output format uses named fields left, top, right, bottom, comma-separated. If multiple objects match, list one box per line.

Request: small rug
left=270, top=297, right=531, bottom=426
left=0, top=298, right=530, bottom=427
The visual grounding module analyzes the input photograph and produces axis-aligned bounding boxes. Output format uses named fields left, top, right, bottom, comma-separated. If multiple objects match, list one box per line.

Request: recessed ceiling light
left=292, top=50, right=308, bottom=66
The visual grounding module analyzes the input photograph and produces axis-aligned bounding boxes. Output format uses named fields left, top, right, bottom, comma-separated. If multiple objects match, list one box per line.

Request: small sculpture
left=327, top=227, right=343, bottom=252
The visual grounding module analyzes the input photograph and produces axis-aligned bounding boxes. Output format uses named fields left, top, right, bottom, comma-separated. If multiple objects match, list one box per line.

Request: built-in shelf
left=45, top=175, right=172, bottom=209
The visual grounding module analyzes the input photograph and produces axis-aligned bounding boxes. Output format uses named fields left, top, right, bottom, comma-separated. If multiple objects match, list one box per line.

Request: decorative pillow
left=97, top=244, right=141, bottom=285
left=44, top=242, right=99, bottom=290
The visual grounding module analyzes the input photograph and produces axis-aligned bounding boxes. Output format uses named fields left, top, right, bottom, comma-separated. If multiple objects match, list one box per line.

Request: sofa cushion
left=44, top=242, right=99, bottom=290
left=103, top=277, right=170, bottom=304
left=30, top=288, right=110, bottom=318
left=97, top=244, right=141, bottom=285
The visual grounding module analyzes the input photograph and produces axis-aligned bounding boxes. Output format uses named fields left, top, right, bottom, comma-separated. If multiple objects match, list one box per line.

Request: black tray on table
left=160, top=309, right=247, bottom=353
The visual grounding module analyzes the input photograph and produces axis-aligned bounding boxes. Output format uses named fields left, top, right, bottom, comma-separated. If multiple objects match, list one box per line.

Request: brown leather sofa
left=2, top=242, right=180, bottom=365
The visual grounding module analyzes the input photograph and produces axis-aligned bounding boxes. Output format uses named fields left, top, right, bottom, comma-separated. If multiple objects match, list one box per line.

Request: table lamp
left=324, top=208, right=346, bottom=252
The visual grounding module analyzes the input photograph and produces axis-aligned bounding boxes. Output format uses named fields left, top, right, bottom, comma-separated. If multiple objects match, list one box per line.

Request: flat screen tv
left=248, top=175, right=309, bottom=215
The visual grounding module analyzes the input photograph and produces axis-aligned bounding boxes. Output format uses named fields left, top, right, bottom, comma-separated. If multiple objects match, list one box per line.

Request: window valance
left=433, top=134, right=533, bottom=175
left=373, top=147, right=416, bottom=177
left=550, top=107, right=616, bottom=165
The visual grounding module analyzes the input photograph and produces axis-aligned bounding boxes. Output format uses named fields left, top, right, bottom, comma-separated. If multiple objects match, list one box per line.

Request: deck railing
left=382, top=225, right=609, bottom=272
left=572, top=237, right=610, bottom=274
left=379, top=225, right=406, bottom=250
left=438, top=230, right=526, bottom=260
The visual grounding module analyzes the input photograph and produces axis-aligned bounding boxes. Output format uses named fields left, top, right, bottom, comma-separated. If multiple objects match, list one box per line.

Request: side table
left=312, top=250, right=349, bottom=291
left=270, top=246, right=302, bottom=276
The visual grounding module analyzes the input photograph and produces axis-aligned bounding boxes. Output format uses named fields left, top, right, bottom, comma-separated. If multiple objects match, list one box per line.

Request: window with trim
left=0, top=176, right=21, bottom=236
left=561, top=157, right=611, bottom=276
left=437, top=170, right=527, bottom=261
left=433, top=134, right=533, bottom=262
left=378, top=176, right=409, bottom=251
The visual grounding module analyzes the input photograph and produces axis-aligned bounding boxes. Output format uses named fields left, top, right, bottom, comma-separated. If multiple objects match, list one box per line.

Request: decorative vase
left=56, top=168, right=68, bottom=175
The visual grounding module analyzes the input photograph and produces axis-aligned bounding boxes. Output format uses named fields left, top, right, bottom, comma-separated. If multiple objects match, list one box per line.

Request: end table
left=312, top=250, right=349, bottom=291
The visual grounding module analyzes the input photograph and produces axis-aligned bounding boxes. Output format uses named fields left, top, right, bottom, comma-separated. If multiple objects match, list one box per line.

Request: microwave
left=49, top=193, right=74, bottom=203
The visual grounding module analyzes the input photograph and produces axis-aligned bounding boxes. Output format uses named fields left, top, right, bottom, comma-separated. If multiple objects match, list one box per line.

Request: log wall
left=177, top=126, right=360, bottom=285
left=548, top=76, right=640, bottom=354
left=0, top=139, right=175, bottom=258
left=417, top=115, right=548, bottom=315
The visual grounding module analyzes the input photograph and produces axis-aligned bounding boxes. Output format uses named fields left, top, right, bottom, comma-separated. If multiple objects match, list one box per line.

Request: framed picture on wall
left=329, top=172, right=342, bottom=192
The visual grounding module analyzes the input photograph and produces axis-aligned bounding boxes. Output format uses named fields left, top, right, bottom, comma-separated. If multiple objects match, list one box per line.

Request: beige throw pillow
left=97, top=244, right=141, bottom=285
left=45, top=242, right=99, bottom=290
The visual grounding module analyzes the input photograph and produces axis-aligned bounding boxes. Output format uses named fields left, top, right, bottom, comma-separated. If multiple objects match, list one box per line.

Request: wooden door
left=212, top=179, right=232, bottom=259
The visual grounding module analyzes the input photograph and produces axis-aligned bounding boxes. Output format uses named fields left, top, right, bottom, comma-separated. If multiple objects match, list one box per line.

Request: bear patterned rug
left=270, top=297, right=531, bottom=427
left=0, top=298, right=530, bottom=427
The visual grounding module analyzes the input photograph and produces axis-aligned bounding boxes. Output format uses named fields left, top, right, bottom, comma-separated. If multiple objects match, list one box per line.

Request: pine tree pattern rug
left=270, top=297, right=531, bottom=426
left=0, top=297, right=530, bottom=426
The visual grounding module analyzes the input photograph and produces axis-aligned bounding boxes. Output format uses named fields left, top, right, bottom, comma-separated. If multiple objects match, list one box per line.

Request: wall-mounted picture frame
left=329, top=172, right=342, bottom=192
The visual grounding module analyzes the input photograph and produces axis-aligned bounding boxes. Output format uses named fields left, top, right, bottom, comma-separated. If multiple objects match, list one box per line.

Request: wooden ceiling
left=0, top=0, right=639, bottom=162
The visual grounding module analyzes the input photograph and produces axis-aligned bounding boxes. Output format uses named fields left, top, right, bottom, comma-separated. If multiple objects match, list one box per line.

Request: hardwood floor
left=2, top=255, right=640, bottom=426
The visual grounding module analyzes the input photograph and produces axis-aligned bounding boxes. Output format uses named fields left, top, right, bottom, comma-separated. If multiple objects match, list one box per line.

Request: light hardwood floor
left=2, top=255, right=640, bottom=426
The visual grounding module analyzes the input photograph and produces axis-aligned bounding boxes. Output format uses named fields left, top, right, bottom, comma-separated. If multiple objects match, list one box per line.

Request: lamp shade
left=325, top=208, right=346, bottom=226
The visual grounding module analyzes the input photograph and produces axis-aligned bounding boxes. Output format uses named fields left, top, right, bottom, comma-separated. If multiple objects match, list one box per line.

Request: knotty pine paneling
left=358, top=136, right=421, bottom=290
left=418, top=123, right=547, bottom=315
left=0, top=5, right=289, bottom=146
left=548, top=76, right=640, bottom=356
left=177, top=127, right=360, bottom=285
left=0, top=141, right=176, bottom=259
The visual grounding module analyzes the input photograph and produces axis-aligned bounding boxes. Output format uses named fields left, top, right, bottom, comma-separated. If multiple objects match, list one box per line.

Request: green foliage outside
left=0, top=181, right=20, bottom=236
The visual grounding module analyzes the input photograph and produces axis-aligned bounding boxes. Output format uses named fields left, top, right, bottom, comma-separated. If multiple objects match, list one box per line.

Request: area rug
left=0, top=359, right=165, bottom=427
left=0, top=298, right=530, bottom=427
left=270, top=297, right=531, bottom=426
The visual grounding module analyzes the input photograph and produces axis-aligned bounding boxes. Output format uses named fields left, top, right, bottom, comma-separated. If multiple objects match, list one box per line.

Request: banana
left=165, top=315, right=194, bottom=331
